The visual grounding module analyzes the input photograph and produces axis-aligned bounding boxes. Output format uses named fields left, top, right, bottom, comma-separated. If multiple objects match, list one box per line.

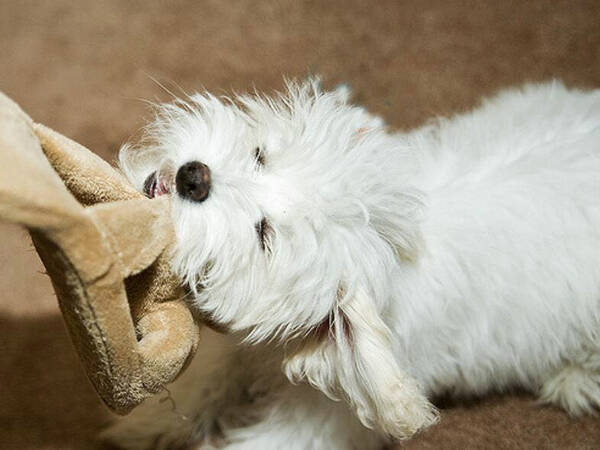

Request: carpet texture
left=1, top=1, right=599, bottom=448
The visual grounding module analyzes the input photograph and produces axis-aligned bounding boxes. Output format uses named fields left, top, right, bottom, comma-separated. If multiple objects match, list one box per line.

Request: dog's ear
left=283, top=284, right=438, bottom=439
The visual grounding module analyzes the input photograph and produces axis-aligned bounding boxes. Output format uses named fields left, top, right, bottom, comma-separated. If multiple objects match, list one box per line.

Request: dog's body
left=105, top=81, right=600, bottom=449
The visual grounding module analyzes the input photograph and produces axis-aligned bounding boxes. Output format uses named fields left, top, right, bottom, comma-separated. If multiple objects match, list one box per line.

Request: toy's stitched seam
left=55, top=244, right=116, bottom=382
left=31, top=230, right=117, bottom=403
left=87, top=207, right=127, bottom=277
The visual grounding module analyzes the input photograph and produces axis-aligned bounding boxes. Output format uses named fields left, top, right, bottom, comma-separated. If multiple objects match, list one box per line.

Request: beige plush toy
left=0, top=91, right=200, bottom=414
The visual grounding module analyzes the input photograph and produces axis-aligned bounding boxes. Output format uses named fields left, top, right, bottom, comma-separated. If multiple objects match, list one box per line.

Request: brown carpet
left=1, top=1, right=599, bottom=448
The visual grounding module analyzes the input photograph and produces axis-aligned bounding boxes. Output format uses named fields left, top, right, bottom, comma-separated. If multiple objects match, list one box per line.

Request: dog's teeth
left=143, top=171, right=158, bottom=198
left=160, top=180, right=169, bottom=195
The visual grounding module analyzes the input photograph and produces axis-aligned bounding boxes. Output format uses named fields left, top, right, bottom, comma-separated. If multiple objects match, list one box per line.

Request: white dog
left=103, top=79, right=600, bottom=449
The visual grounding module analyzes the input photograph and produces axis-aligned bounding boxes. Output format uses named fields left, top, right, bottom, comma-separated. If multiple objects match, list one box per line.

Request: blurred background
left=0, top=1, right=599, bottom=448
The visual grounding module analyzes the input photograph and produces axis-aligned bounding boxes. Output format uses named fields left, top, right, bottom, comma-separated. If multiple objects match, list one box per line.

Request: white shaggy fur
left=105, top=79, right=600, bottom=449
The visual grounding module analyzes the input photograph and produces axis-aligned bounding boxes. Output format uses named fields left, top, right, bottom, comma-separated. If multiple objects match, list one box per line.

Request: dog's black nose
left=176, top=161, right=211, bottom=202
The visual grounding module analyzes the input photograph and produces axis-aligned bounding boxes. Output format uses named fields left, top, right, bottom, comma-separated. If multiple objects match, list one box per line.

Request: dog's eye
left=254, top=146, right=265, bottom=166
left=255, top=217, right=273, bottom=253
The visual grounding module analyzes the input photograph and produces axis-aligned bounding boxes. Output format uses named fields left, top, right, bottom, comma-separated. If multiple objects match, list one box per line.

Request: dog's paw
left=538, top=363, right=600, bottom=416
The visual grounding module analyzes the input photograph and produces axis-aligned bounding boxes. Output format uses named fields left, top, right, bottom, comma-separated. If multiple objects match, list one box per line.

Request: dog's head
left=121, top=79, right=437, bottom=438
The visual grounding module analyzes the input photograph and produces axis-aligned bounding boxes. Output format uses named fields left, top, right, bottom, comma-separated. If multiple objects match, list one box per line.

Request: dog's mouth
left=143, top=170, right=174, bottom=199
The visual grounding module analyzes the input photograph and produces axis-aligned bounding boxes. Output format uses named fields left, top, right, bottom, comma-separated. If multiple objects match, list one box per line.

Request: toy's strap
left=31, top=206, right=198, bottom=413
left=0, top=91, right=200, bottom=414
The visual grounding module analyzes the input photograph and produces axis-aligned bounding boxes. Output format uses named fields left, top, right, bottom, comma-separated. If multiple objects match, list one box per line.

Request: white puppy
left=104, top=79, right=600, bottom=449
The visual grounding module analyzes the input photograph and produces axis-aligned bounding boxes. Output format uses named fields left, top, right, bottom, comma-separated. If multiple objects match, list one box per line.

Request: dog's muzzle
left=176, top=161, right=211, bottom=203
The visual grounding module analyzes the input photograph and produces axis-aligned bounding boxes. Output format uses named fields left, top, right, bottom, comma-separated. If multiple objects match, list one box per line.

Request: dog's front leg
left=213, top=383, right=384, bottom=450
left=100, top=329, right=242, bottom=450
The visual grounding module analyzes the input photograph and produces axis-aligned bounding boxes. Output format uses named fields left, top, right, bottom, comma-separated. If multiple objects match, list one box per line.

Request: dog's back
left=392, top=82, right=600, bottom=414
